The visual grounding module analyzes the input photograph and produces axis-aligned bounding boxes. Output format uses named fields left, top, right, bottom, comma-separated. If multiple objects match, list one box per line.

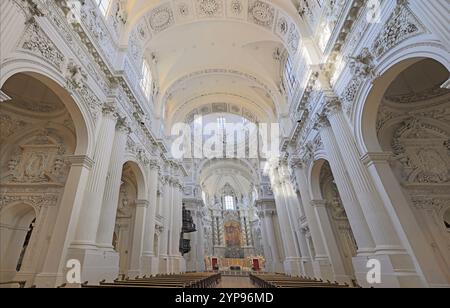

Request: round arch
left=0, top=59, right=94, bottom=156
left=308, top=158, right=328, bottom=201
left=121, top=155, right=149, bottom=200
left=353, top=42, right=450, bottom=154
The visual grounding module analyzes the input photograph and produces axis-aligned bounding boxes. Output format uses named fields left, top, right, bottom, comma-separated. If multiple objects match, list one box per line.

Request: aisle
left=217, top=276, right=256, bottom=288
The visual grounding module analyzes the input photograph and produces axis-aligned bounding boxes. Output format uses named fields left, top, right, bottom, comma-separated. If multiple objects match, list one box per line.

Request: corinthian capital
left=102, top=103, right=118, bottom=118
left=314, top=112, right=331, bottom=130
left=116, top=116, right=130, bottom=134
left=289, top=156, right=305, bottom=170
left=324, top=97, right=342, bottom=117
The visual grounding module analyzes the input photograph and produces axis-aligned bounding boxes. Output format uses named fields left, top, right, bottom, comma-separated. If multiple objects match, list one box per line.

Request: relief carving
left=392, top=118, right=450, bottom=184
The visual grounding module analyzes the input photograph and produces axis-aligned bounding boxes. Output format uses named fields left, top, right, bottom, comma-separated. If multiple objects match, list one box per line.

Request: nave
left=0, top=0, right=449, bottom=289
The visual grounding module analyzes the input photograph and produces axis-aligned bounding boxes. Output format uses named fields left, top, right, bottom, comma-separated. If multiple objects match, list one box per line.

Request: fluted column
left=317, top=116, right=375, bottom=253
left=170, top=179, right=184, bottom=273
left=196, top=211, right=205, bottom=271
left=362, top=152, right=450, bottom=287
left=325, top=99, right=422, bottom=287
left=262, top=209, right=283, bottom=273
left=290, top=161, right=334, bottom=281
left=270, top=168, right=301, bottom=276
left=325, top=100, right=402, bottom=250
left=158, top=174, right=172, bottom=274
left=140, top=160, right=159, bottom=275
left=34, top=155, right=93, bottom=287
left=297, top=228, right=314, bottom=277
left=170, top=181, right=182, bottom=256
left=96, top=119, right=129, bottom=249
left=71, top=106, right=118, bottom=248
left=128, top=200, right=149, bottom=277
left=257, top=211, right=273, bottom=272
left=279, top=165, right=314, bottom=276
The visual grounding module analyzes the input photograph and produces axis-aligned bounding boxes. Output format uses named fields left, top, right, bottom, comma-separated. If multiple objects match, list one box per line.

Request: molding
left=361, top=152, right=393, bottom=167
left=0, top=90, right=12, bottom=103
left=66, top=155, right=95, bottom=170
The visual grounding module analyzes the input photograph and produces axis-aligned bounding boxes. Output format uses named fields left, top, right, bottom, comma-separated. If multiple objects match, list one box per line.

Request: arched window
left=95, top=0, right=112, bottom=16
left=224, top=195, right=235, bottom=211
left=284, top=55, right=297, bottom=96
left=140, top=59, right=153, bottom=99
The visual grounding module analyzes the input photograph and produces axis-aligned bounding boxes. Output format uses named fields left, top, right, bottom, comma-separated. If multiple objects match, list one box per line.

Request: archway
left=0, top=72, right=86, bottom=285
left=197, top=158, right=264, bottom=271
left=309, top=159, right=358, bottom=285
left=373, top=58, right=450, bottom=284
left=0, top=203, right=36, bottom=282
left=113, top=161, right=146, bottom=277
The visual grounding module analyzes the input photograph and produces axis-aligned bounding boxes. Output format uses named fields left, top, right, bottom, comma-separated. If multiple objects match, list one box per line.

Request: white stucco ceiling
left=123, top=0, right=305, bottom=126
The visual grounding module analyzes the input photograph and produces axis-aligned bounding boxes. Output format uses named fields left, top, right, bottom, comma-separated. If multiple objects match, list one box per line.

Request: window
left=224, top=195, right=235, bottom=211
left=95, top=0, right=111, bottom=16
left=217, top=116, right=225, bottom=129
left=285, top=56, right=297, bottom=95
left=140, top=60, right=153, bottom=99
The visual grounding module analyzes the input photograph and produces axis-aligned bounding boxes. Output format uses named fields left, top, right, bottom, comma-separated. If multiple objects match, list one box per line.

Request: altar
left=204, top=256, right=265, bottom=272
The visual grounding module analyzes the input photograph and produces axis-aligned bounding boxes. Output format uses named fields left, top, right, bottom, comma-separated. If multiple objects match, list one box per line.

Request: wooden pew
left=82, top=272, right=221, bottom=289
left=249, top=273, right=350, bottom=289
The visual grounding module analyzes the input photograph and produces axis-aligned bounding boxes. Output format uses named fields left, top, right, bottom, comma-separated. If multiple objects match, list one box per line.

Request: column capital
left=324, top=97, right=342, bottom=117
left=361, top=152, right=393, bottom=166
left=102, top=103, right=118, bottom=119
left=310, top=199, right=328, bottom=208
left=116, top=116, right=130, bottom=134
left=149, top=158, right=160, bottom=170
left=135, top=199, right=150, bottom=208
left=314, top=112, right=331, bottom=130
left=289, top=156, right=307, bottom=170
left=66, top=155, right=95, bottom=170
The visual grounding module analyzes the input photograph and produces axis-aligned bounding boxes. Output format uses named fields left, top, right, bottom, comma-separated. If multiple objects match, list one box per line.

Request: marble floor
left=217, top=276, right=256, bottom=288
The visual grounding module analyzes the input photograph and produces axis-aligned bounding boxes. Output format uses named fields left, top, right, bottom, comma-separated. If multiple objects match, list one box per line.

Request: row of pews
left=250, top=273, right=350, bottom=288
left=81, top=272, right=221, bottom=288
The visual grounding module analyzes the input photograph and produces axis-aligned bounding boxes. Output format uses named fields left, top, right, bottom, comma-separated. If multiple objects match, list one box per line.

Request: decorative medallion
left=148, top=4, right=174, bottom=32
left=196, top=0, right=223, bottom=17
left=248, top=0, right=275, bottom=29
left=231, top=0, right=243, bottom=15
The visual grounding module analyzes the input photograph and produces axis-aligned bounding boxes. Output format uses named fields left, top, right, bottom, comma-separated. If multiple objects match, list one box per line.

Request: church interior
left=0, top=0, right=449, bottom=289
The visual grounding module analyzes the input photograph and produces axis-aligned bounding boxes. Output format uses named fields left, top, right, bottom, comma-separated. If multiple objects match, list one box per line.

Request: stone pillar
left=325, top=99, right=422, bottom=287
left=311, top=200, right=352, bottom=284
left=270, top=168, right=302, bottom=276
left=71, top=106, right=118, bottom=248
left=185, top=200, right=206, bottom=272
left=140, top=160, right=159, bottom=276
left=128, top=200, right=149, bottom=277
left=317, top=117, right=375, bottom=253
left=96, top=119, right=129, bottom=249
left=34, top=155, right=94, bottom=287
left=67, top=106, right=118, bottom=284
left=158, top=174, right=172, bottom=274
left=279, top=164, right=314, bottom=276
left=170, top=179, right=184, bottom=273
left=262, top=207, right=283, bottom=273
left=195, top=210, right=206, bottom=271
left=362, top=152, right=450, bottom=287
left=16, top=201, right=53, bottom=286
left=290, top=161, right=334, bottom=281
left=297, top=228, right=314, bottom=277
left=257, top=210, right=273, bottom=272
